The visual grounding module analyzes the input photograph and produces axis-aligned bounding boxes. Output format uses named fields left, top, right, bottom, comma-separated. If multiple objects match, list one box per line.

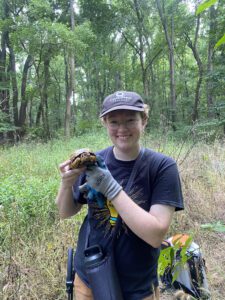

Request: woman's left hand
left=85, top=156, right=122, bottom=200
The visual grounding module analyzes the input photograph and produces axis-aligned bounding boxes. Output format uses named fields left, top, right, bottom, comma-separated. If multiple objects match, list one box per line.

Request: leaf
left=172, top=266, right=181, bottom=283
left=201, top=221, right=225, bottom=232
left=47, top=243, right=53, bottom=250
left=215, top=33, right=225, bottom=49
left=158, top=247, right=173, bottom=275
left=196, top=0, right=218, bottom=15
left=0, top=222, right=7, bottom=228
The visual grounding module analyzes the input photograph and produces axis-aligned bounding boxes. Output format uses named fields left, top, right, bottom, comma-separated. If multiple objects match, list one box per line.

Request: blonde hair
left=140, top=104, right=150, bottom=121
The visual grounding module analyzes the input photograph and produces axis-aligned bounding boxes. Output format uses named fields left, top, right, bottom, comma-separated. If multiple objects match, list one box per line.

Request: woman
left=56, top=91, right=184, bottom=300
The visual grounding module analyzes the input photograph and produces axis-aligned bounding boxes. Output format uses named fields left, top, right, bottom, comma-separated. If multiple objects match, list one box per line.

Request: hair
left=140, top=104, right=150, bottom=121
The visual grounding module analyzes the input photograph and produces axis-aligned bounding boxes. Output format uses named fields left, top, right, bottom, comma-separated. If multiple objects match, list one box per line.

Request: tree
left=155, top=0, right=177, bottom=129
left=18, top=55, right=33, bottom=128
left=184, top=14, right=204, bottom=122
left=0, top=0, right=11, bottom=139
left=64, top=0, right=76, bottom=137
left=1, top=0, right=225, bottom=141
left=206, top=5, right=216, bottom=118
left=116, top=0, right=162, bottom=110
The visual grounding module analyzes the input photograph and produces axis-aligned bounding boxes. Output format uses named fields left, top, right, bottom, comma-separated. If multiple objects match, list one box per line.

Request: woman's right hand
left=56, top=160, right=85, bottom=218
left=59, top=160, right=86, bottom=188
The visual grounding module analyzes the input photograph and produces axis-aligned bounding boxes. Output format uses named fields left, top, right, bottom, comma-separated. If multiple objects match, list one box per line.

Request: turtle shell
left=69, top=148, right=96, bottom=169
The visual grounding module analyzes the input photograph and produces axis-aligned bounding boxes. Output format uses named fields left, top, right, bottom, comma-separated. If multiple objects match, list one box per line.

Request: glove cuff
left=106, top=183, right=123, bottom=201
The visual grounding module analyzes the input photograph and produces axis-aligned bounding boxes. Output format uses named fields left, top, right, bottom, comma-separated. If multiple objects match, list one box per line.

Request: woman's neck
left=113, top=145, right=141, bottom=161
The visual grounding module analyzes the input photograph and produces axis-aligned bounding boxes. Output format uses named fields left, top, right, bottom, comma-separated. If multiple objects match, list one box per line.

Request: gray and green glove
left=85, top=155, right=122, bottom=200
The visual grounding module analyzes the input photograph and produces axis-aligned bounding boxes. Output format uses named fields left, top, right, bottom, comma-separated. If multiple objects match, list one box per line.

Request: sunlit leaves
left=27, top=0, right=53, bottom=20
left=158, top=235, right=193, bottom=283
left=196, top=0, right=224, bottom=49
left=196, top=0, right=218, bottom=15
left=215, top=33, right=225, bottom=48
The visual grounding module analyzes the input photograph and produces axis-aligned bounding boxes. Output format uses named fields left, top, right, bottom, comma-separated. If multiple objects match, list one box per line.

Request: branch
left=194, top=15, right=200, bottom=49
left=121, top=31, right=140, bottom=55
left=145, top=48, right=163, bottom=71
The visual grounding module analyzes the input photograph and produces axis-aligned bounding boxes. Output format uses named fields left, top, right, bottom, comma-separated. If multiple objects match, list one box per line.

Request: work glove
left=79, top=183, right=106, bottom=208
left=84, top=155, right=122, bottom=201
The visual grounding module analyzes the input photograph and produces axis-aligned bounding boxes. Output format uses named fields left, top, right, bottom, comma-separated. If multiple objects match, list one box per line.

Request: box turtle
left=69, top=148, right=97, bottom=169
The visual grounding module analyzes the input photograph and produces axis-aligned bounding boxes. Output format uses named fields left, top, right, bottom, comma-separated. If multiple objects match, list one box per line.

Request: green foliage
left=75, top=99, right=102, bottom=134
left=201, top=221, right=225, bottom=232
left=28, top=0, right=53, bottom=20
left=193, top=118, right=225, bottom=141
left=196, top=0, right=225, bottom=49
left=0, top=146, right=57, bottom=246
left=0, top=17, right=14, bottom=31
left=215, top=33, right=225, bottom=48
left=0, top=111, right=17, bottom=133
left=1, top=0, right=225, bottom=142
left=0, top=132, right=110, bottom=240
left=0, top=135, right=224, bottom=298
left=158, top=236, right=193, bottom=283
left=0, top=132, right=110, bottom=250
left=72, top=21, right=96, bottom=55
left=25, top=126, right=51, bottom=140
left=196, top=0, right=218, bottom=15
left=79, top=0, right=117, bottom=35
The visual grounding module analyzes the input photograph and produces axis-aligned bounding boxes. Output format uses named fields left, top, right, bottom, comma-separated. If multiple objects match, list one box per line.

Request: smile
left=117, top=135, right=130, bottom=140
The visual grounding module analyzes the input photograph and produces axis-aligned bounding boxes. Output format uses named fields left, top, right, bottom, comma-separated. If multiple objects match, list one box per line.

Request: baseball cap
left=100, top=91, right=145, bottom=118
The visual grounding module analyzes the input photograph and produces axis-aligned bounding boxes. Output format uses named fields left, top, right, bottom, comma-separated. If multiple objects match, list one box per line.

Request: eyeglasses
left=107, top=119, right=140, bottom=130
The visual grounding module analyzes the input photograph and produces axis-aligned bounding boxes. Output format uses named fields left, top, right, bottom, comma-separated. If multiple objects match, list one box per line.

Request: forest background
left=0, top=0, right=225, bottom=141
left=0, top=0, right=225, bottom=299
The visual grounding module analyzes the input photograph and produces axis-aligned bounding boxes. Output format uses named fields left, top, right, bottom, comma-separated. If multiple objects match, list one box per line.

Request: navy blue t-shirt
left=73, top=146, right=184, bottom=300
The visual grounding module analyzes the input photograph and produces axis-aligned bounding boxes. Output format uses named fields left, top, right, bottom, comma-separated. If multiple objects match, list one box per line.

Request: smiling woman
left=100, top=91, right=149, bottom=160
left=56, top=90, right=184, bottom=300
left=103, top=110, right=146, bottom=160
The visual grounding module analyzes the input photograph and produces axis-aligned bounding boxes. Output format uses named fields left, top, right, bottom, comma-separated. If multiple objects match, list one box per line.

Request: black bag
left=84, top=239, right=123, bottom=300
left=160, top=235, right=211, bottom=299
left=83, top=148, right=145, bottom=300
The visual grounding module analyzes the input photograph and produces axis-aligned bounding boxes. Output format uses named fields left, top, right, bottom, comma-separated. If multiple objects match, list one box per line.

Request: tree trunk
left=0, top=1, right=13, bottom=142
left=65, top=0, right=76, bottom=137
left=35, top=54, right=50, bottom=139
left=36, top=102, right=43, bottom=126
left=18, top=55, right=33, bottom=127
left=206, top=6, right=216, bottom=118
left=133, top=0, right=149, bottom=98
left=0, top=31, right=10, bottom=116
left=0, top=1, right=10, bottom=120
left=7, top=34, right=19, bottom=126
left=64, top=52, right=72, bottom=137
left=35, top=63, right=42, bottom=127
left=42, top=57, right=50, bottom=138
left=114, top=71, right=122, bottom=90
left=185, top=15, right=203, bottom=122
left=155, top=0, right=176, bottom=129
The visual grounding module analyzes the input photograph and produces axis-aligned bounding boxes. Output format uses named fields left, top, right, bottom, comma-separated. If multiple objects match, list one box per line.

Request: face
left=104, top=110, right=147, bottom=154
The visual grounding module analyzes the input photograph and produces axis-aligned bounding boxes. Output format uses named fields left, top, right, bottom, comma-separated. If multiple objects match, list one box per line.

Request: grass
left=0, top=130, right=225, bottom=299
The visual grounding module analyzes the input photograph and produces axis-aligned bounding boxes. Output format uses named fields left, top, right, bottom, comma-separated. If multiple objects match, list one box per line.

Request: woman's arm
left=112, top=190, right=175, bottom=248
left=55, top=160, right=86, bottom=219
left=84, top=162, right=176, bottom=247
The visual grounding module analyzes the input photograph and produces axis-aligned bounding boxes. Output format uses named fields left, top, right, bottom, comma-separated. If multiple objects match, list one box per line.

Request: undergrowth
left=0, top=131, right=224, bottom=299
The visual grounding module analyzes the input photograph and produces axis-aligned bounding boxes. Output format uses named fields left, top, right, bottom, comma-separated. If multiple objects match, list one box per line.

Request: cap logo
left=110, top=92, right=132, bottom=103
left=115, top=92, right=124, bottom=97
